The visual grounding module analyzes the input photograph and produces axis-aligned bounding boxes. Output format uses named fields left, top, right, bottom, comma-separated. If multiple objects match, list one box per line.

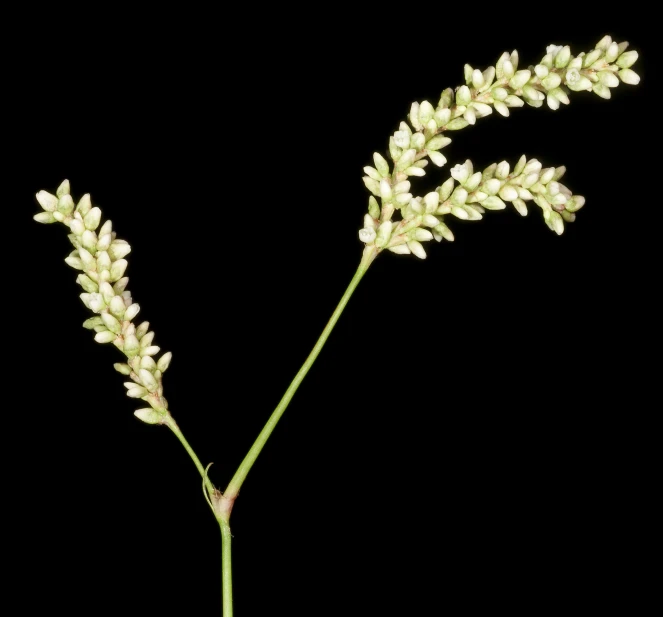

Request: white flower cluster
left=359, top=155, right=584, bottom=259
left=359, top=34, right=639, bottom=259
left=34, top=180, right=171, bottom=425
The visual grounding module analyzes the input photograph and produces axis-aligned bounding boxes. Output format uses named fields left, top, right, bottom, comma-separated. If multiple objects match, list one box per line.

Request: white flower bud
left=368, top=196, right=381, bottom=219
left=109, top=295, right=126, bottom=318
left=373, top=152, right=390, bottom=177
left=57, top=194, right=75, bottom=215
left=495, top=161, right=510, bottom=180
left=138, top=368, right=158, bottom=393
left=426, top=135, right=452, bottom=151
left=618, top=68, right=640, bottom=85
left=604, top=41, right=619, bottom=63
left=411, top=132, right=425, bottom=150
left=127, top=386, right=148, bottom=399
left=451, top=206, right=469, bottom=219
left=463, top=108, right=476, bottom=125
left=548, top=210, right=564, bottom=235
left=69, top=219, right=84, bottom=236
left=534, top=64, right=549, bottom=79
left=422, top=215, right=439, bottom=228
left=409, top=102, right=422, bottom=130
left=495, top=51, right=510, bottom=78
left=546, top=94, right=560, bottom=110
left=157, top=352, right=173, bottom=373
left=95, top=330, right=116, bottom=344
left=481, top=66, right=496, bottom=90
left=541, top=73, right=562, bottom=90
left=418, top=100, right=435, bottom=125
left=465, top=172, right=483, bottom=192
left=134, top=408, right=163, bottom=424
left=363, top=166, right=381, bottom=181
left=109, top=259, right=128, bottom=282
left=509, top=70, right=531, bottom=89
left=379, top=179, right=392, bottom=201
left=84, top=207, right=101, bottom=231
left=375, top=221, right=392, bottom=248
left=493, top=101, right=509, bottom=117
left=363, top=214, right=376, bottom=230
left=412, top=228, right=433, bottom=242
left=395, top=193, right=412, bottom=206
left=446, top=118, right=469, bottom=130
left=595, top=35, right=612, bottom=51
left=549, top=88, right=570, bottom=105
left=521, top=173, right=539, bottom=189
left=480, top=196, right=506, bottom=210
left=113, top=363, right=132, bottom=375
left=141, top=346, right=160, bottom=357
left=616, top=50, right=638, bottom=69
left=434, top=108, right=451, bottom=126
left=472, top=68, right=484, bottom=89
left=492, top=87, right=508, bottom=101
left=592, top=83, right=612, bottom=99
left=471, top=102, right=492, bottom=117
left=504, top=95, right=524, bottom=107
left=33, top=212, right=57, bottom=224
left=451, top=187, right=468, bottom=206
left=393, top=131, right=410, bottom=149
left=396, top=148, right=416, bottom=172
left=124, top=303, right=141, bottom=322
left=598, top=71, right=619, bottom=88
left=88, top=293, right=105, bottom=313
left=512, top=199, right=528, bottom=216
left=523, top=159, right=542, bottom=175
left=387, top=244, right=411, bottom=255
left=424, top=192, right=439, bottom=212
left=363, top=177, right=380, bottom=196
left=483, top=178, right=501, bottom=196
left=434, top=222, right=454, bottom=241
left=554, top=46, right=571, bottom=68
left=499, top=185, right=518, bottom=201
left=428, top=151, right=447, bottom=167
left=438, top=177, right=455, bottom=201
left=36, top=190, right=58, bottom=212
left=565, top=196, right=585, bottom=212
left=407, top=241, right=427, bottom=259
left=76, top=274, right=98, bottom=293
left=108, top=240, right=132, bottom=260
left=55, top=179, right=70, bottom=198
left=404, top=167, right=425, bottom=177
left=456, top=85, right=471, bottom=106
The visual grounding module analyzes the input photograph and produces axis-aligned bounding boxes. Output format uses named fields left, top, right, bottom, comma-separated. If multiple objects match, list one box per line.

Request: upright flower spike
left=34, top=183, right=173, bottom=424
left=359, top=34, right=640, bottom=260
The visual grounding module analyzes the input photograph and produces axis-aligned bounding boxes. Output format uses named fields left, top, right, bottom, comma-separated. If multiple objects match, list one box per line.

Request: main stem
left=161, top=247, right=377, bottom=617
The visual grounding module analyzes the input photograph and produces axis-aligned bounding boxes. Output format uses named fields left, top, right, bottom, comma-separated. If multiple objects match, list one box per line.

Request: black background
left=8, top=11, right=658, bottom=616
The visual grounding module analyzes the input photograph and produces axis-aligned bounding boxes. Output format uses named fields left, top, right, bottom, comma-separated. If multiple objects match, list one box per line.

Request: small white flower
left=547, top=44, right=563, bottom=56
left=566, top=69, right=581, bottom=85
left=358, top=228, right=376, bottom=244
left=450, top=163, right=469, bottom=183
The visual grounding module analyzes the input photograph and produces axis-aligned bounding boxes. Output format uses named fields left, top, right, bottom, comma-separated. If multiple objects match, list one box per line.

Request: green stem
left=221, top=520, right=233, bottom=616
left=223, top=247, right=376, bottom=502
left=165, top=415, right=217, bottom=501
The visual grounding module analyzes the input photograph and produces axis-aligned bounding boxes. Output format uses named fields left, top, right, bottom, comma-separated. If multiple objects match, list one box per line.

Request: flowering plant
left=33, top=34, right=640, bottom=615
